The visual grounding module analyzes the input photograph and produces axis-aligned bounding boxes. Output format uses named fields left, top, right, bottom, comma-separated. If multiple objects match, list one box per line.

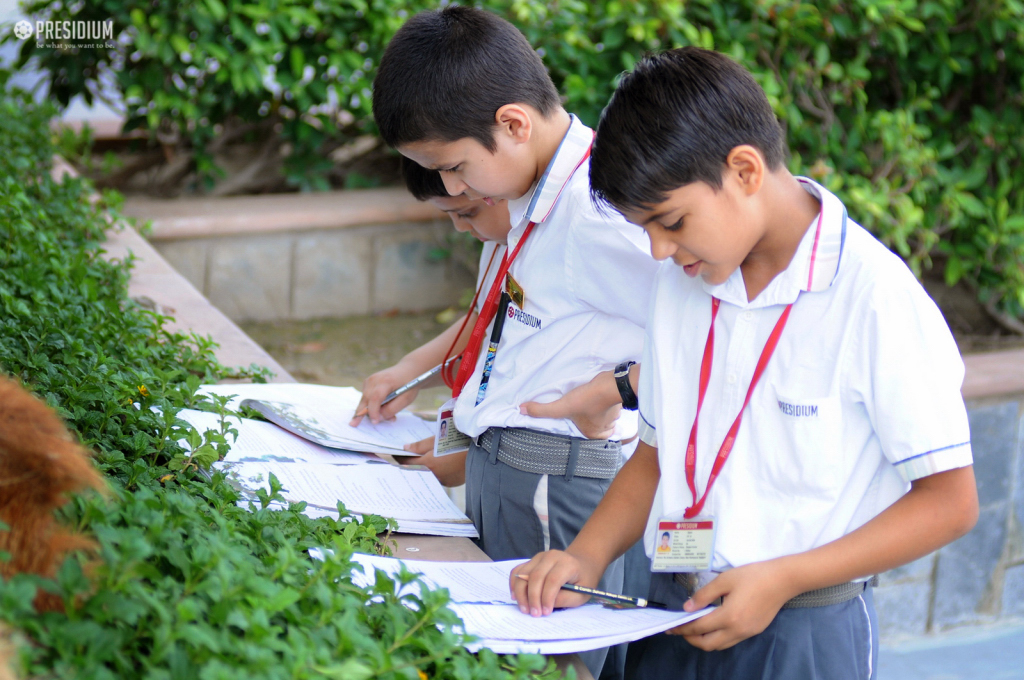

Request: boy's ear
left=495, top=104, right=532, bottom=144
left=725, top=145, right=766, bottom=195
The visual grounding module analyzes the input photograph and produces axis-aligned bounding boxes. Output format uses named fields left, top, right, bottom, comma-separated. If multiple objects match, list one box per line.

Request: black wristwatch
left=614, top=361, right=638, bottom=410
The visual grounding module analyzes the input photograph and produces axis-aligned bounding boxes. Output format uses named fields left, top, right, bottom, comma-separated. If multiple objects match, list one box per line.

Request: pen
left=354, top=356, right=460, bottom=418
left=475, top=291, right=512, bottom=406
left=515, top=574, right=667, bottom=610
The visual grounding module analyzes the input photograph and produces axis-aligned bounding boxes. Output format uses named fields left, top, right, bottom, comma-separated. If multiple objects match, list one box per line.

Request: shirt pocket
left=752, top=383, right=842, bottom=498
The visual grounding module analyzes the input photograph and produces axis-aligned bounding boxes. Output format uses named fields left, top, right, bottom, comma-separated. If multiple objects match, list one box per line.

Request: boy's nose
left=441, top=173, right=468, bottom=197
left=648, top=233, right=676, bottom=262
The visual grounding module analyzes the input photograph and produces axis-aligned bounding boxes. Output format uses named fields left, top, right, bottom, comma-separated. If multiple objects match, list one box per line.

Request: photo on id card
left=434, top=397, right=471, bottom=457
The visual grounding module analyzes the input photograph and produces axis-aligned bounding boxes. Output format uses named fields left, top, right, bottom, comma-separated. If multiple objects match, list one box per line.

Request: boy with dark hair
left=371, top=7, right=659, bottom=677
left=512, top=47, right=978, bottom=680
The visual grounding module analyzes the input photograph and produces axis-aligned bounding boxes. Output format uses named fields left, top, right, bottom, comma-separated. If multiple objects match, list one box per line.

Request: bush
left=5, top=0, right=1022, bottom=322
left=0, top=87, right=561, bottom=680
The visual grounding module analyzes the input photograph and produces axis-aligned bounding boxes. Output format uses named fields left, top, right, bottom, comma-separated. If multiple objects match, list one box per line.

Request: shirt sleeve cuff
left=639, top=412, right=657, bottom=448
left=893, top=441, right=973, bottom=483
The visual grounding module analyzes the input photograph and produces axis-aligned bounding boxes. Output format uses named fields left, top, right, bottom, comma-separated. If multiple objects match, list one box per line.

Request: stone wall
left=154, top=221, right=473, bottom=322
left=122, top=188, right=474, bottom=323
left=874, top=395, right=1024, bottom=640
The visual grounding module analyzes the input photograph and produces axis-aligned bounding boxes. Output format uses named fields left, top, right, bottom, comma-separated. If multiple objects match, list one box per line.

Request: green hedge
left=0, top=87, right=561, bottom=680
left=7, top=0, right=1023, bottom=320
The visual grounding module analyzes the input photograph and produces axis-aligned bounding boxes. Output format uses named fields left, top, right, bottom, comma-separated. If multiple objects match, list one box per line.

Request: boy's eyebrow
left=641, top=210, right=669, bottom=225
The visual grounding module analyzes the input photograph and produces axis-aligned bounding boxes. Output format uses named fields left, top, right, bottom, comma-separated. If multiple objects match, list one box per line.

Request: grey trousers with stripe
left=466, top=435, right=625, bottom=678
left=625, top=573, right=879, bottom=680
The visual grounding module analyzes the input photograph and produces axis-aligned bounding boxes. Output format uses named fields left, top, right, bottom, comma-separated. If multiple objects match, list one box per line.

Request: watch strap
left=615, top=361, right=638, bottom=410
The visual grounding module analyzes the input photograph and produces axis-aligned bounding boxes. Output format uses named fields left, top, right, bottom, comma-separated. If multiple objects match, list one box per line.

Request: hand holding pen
left=351, top=356, right=460, bottom=426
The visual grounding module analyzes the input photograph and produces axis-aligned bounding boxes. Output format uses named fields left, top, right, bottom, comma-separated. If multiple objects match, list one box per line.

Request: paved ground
left=879, top=622, right=1024, bottom=679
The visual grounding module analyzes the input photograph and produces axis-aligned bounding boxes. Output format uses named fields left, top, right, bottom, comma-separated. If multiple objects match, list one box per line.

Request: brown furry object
left=0, top=377, right=106, bottom=611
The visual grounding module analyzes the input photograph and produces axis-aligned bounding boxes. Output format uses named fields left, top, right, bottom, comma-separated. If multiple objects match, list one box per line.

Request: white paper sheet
left=197, top=382, right=433, bottom=455
left=198, top=383, right=363, bottom=412
left=347, top=554, right=526, bottom=604
left=219, top=460, right=472, bottom=524
left=313, top=551, right=712, bottom=654
left=243, top=398, right=434, bottom=454
left=453, top=602, right=711, bottom=654
left=176, top=408, right=380, bottom=465
left=242, top=502, right=479, bottom=538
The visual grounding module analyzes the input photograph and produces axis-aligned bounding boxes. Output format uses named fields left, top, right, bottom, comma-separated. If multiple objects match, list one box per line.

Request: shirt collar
left=704, top=177, right=848, bottom=308
left=507, top=114, right=594, bottom=228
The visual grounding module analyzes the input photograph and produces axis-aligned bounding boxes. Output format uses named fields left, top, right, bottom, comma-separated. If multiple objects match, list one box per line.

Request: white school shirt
left=638, top=178, right=973, bottom=569
left=453, top=115, right=658, bottom=440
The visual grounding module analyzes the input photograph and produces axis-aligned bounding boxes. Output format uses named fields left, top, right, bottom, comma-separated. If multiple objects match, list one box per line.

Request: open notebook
left=199, top=383, right=434, bottom=456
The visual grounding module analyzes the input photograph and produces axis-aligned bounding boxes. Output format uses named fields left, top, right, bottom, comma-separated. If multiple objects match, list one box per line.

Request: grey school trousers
left=625, top=573, right=879, bottom=680
left=465, top=434, right=625, bottom=679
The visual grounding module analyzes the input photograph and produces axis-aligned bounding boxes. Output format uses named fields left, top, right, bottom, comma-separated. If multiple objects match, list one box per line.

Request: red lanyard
left=447, top=140, right=593, bottom=398
left=441, top=246, right=500, bottom=390
left=450, top=224, right=538, bottom=397
left=683, top=297, right=793, bottom=518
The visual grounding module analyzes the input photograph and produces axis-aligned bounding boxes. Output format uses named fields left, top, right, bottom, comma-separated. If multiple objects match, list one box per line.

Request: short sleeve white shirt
left=453, top=115, right=658, bottom=440
left=638, top=178, right=973, bottom=568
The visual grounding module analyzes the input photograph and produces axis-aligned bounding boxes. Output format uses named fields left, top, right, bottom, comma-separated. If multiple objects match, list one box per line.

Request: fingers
left=519, top=398, right=570, bottom=421
left=402, top=436, right=435, bottom=455
left=377, top=390, right=417, bottom=422
left=510, top=551, right=589, bottom=617
left=349, top=393, right=371, bottom=426
left=685, top=573, right=729, bottom=611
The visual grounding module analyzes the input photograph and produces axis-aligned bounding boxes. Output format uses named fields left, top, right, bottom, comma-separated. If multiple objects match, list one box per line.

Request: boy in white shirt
left=369, top=7, right=659, bottom=677
left=512, top=47, right=979, bottom=680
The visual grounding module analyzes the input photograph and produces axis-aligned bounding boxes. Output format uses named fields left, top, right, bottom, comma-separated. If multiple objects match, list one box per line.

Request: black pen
left=475, top=291, right=512, bottom=406
left=516, top=574, right=667, bottom=609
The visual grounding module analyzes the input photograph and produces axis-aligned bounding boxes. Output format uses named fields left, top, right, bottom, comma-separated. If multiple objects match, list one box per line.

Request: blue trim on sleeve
left=894, top=441, right=971, bottom=466
left=639, top=410, right=656, bottom=431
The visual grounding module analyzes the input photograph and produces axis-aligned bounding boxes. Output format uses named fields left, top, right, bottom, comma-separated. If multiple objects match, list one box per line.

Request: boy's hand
left=509, top=550, right=602, bottom=616
left=395, top=438, right=466, bottom=487
left=668, top=559, right=800, bottom=651
left=519, top=370, right=621, bottom=439
left=350, top=365, right=419, bottom=426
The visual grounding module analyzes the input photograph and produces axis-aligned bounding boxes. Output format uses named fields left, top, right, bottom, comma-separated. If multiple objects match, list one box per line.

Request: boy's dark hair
left=401, top=157, right=448, bottom=201
left=590, top=47, right=787, bottom=212
left=372, top=6, right=560, bottom=152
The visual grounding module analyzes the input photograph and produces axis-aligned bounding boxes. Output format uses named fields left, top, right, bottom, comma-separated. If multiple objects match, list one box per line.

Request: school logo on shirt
left=778, top=399, right=818, bottom=417
left=507, top=305, right=542, bottom=330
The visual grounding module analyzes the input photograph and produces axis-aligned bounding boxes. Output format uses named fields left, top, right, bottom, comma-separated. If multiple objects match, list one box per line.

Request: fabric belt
left=673, top=573, right=877, bottom=608
left=476, top=427, right=621, bottom=480
left=782, top=575, right=878, bottom=609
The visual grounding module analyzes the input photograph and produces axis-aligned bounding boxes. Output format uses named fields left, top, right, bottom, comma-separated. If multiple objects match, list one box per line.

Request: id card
left=433, top=398, right=472, bottom=457
left=650, top=515, right=716, bottom=572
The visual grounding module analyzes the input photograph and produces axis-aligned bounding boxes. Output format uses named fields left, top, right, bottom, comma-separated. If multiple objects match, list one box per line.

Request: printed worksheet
left=220, top=460, right=470, bottom=522
left=176, top=409, right=379, bottom=465
left=347, top=554, right=526, bottom=604
left=243, top=398, right=433, bottom=454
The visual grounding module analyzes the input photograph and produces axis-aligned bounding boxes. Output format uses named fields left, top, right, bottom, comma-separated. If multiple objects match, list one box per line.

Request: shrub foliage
left=0, top=87, right=562, bottom=680
left=7, top=0, right=1023, bottom=320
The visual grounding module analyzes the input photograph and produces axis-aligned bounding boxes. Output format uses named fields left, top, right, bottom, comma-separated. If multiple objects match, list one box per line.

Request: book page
left=219, top=460, right=469, bottom=522
left=450, top=602, right=710, bottom=642
left=176, top=409, right=379, bottom=465
left=243, top=399, right=434, bottom=454
left=348, top=554, right=526, bottom=604
left=199, top=383, right=363, bottom=412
